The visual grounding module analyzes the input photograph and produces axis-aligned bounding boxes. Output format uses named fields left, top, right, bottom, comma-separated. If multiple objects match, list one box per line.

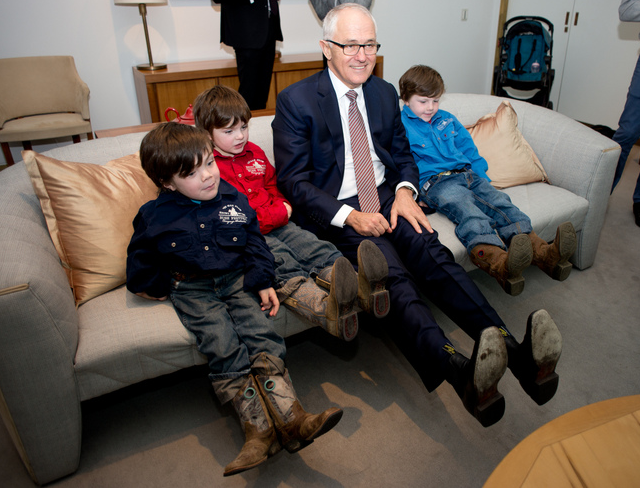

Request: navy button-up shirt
left=126, top=180, right=275, bottom=299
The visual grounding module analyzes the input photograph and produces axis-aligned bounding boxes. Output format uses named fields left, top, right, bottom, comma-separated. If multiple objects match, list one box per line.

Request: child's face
left=212, top=120, right=249, bottom=157
left=406, top=94, right=440, bottom=123
left=163, top=150, right=221, bottom=201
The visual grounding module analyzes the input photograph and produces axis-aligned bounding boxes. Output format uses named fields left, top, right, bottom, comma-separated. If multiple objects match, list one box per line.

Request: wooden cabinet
left=133, top=53, right=384, bottom=124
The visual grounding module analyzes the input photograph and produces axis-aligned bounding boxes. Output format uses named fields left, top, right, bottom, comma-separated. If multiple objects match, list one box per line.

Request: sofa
left=0, top=93, right=620, bottom=485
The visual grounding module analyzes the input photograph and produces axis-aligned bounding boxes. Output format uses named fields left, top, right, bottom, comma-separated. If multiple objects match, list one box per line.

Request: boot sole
left=551, top=222, right=577, bottom=281
left=357, top=240, right=390, bottom=318
left=283, top=409, right=344, bottom=453
left=501, top=234, right=532, bottom=296
left=525, top=309, right=562, bottom=405
left=472, top=327, right=508, bottom=427
left=327, top=257, right=359, bottom=340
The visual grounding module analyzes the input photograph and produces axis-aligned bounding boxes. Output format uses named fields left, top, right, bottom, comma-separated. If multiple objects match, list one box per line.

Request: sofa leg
left=1, top=142, right=15, bottom=166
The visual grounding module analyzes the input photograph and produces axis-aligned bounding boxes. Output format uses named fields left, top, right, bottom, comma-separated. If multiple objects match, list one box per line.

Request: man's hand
left=345, top=209, right=391, bottom=237
left=390, top=187, right=434, bottom=234
left=135, top=291, right=167, bottom=301
left=258, top=287, right=280, bottom=317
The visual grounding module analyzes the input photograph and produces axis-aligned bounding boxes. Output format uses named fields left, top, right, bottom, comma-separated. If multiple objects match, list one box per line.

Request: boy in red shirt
left=194, top=86, right=389, bottom=341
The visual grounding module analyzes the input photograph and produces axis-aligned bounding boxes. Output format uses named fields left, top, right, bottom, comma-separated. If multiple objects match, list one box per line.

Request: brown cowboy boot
left=356, top=240, right=390, bottom=318
left=252, top=353, right=343, bottom=453
left=283, top=257, right=358, bottom=341
left=315, top=241, right=390, bottom=319
left=222, top=375, right=282, bottom=477
left=444, top=327, right=508, bottom=428
left=502, top=310, right=562, bottom=405
left=469, top=234, right=533, bottom=296
left=529, top=222, right=577, bottom=281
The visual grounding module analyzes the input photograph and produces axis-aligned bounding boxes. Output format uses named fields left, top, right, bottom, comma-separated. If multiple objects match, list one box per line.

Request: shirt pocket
left=158, top=234, right=192, bottom=254
left=215, top=227, right=247, bottom=248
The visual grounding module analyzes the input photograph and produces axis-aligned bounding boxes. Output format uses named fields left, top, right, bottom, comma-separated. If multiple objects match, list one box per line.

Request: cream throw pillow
left=23, top=151, right=158, bottom=305
left=466, top=100, right=549, bottom=189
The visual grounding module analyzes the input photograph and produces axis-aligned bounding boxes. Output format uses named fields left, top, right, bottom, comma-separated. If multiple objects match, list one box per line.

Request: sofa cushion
left=466, top=100, right=549, bottom=189
left=23, top=151, right=158, bottom=305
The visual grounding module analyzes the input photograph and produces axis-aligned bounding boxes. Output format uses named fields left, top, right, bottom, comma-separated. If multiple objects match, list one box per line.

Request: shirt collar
left=328, top=68, right=364, bottom=102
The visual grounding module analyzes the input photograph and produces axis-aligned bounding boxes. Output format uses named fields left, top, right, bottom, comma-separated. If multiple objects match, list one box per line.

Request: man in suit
left=215, top=0, right=282, bottom=110
left=272, top=3, right=563, bottom=427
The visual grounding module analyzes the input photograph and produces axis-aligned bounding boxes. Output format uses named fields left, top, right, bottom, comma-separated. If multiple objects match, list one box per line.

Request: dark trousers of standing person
left=316, top=182, right=506, bottom=392
left=234, top=14, right=279, bottom=111
left=612, top=54, right=640, bottom=206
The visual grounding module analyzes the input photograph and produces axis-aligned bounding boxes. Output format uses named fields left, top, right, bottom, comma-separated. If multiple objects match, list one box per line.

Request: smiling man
left=272, top=3, right=563, bottom=428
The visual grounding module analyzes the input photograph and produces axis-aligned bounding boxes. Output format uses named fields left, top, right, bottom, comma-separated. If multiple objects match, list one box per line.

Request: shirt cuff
left=396, top=182, right=418, bottom=200
left=331, top=204, right=355, bottom=228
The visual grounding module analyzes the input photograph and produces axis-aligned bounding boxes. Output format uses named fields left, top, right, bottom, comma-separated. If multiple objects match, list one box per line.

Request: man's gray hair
left=322, top=3, right=377, bottom=40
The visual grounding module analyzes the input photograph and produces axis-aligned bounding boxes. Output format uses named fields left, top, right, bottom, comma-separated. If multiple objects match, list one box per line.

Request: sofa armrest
left=509, top=100, right=620, bottom=269
left=440, top=93, right=620, bottom=270
left=0, top=165, right=82, bottom=485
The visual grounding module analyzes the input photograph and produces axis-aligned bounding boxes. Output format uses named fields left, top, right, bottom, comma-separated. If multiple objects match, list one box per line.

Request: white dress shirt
left=327, top=69, right=416, bottom=227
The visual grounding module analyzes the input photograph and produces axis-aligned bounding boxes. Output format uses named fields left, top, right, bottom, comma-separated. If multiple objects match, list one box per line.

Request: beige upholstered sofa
left=0, top=93, right=620, bottom=485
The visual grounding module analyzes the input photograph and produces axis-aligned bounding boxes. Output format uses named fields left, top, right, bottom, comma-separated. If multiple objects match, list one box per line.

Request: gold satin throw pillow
left=23, top=151, right=158, bottom=305
left=466, top=100, right=549, bottom=189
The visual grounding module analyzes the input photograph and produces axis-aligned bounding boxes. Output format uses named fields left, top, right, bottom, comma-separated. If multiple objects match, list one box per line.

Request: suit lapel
left=317, top=70, right=346, bottom=175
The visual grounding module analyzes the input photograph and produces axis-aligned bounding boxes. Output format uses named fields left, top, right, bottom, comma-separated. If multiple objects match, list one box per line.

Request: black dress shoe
left=633, top=202, right=640, bottom=227
left=504, top=309, right=562, bottom=405
left=445, top=327, right=508, bottom=427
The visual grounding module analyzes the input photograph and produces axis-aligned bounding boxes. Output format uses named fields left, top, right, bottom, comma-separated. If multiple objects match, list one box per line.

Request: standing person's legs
left=233, top=16, right=278, bottom=111
left=612, top=55, right=640, bottom=192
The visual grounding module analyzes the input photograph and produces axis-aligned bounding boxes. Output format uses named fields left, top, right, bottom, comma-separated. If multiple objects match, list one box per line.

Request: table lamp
left=114, top=0, right=168, bottom=71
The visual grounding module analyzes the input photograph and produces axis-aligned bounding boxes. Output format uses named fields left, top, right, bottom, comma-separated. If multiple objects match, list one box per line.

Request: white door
left=506, top=0, right=640, bottom=128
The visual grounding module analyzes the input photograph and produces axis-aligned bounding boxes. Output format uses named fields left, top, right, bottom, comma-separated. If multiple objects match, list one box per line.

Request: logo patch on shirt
left=436, top=118, right=453, bottom=132
left=246, top=159, right=267, bottom=176
left=219, top=205, right=248, bottom=224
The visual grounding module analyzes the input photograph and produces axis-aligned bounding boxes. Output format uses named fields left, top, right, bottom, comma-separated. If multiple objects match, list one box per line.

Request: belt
left=437, top=168, right=467, bottom=177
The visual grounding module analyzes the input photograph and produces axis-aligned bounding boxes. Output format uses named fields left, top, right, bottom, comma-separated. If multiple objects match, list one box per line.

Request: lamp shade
left=114, top=0, right=167, bottom=5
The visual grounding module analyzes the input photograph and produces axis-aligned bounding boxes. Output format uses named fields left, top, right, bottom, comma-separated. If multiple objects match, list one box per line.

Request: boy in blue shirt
left=126, top=123, right=342, bottom=477
left=399, top=65, right=577, bottom=296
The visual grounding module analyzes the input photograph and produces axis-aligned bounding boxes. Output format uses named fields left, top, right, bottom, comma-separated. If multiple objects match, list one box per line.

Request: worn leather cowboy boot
left=469, top=234, right=533, bottom=296
left=445, top=327, right=508, bottom=428
left=356, top=240, right=390, bottom=318
left=284, top=256, right=359, bottom=341
left=317, top=240, right=390, bottom=318
left=529, top=222, right=577, bottom=281
left=252, top=353, right=343, bottom=453
left=222, top=375, right=282, bottom=477
left=502, top=309, right=562, bottom=405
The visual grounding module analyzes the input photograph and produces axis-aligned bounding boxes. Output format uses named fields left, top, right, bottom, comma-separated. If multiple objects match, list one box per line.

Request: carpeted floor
left=2, top=148, right=639, bottom=488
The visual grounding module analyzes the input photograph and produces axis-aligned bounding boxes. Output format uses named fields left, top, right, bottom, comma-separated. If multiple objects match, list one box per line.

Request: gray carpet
left=2, top=149, right=639, bottom=487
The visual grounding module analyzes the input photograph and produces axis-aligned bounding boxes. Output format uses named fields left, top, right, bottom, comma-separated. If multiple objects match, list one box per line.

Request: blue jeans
left=421, top=170, right=533, bottom=253
left=612, top=54, right=640, bottom=203
left=169, top=269, right=286, bottom=383
left=265, top=221, right=343, bottom=288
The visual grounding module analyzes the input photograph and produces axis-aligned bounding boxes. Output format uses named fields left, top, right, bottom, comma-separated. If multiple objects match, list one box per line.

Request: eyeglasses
left=325, top=40, right=381, bottom=56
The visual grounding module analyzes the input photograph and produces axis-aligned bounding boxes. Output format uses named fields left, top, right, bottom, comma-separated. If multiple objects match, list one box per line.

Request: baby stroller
left=493, top=16, right=555, bottom=109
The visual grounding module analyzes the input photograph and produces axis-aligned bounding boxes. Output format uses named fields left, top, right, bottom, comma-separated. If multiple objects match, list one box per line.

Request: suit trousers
left=233, top=14, right=279, bottom=110
left=317, top=183, right=506, bottom=391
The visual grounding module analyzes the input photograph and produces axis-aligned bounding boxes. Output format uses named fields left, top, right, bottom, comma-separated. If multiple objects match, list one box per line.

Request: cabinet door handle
left=574, top=12, right=579, bottom=26
left=565, top=11, right=570, bottom=32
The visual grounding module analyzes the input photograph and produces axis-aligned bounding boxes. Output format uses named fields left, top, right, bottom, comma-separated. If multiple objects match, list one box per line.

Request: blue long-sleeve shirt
left=126, top=180, right=275, bottom=299
left=401, top=105, right=490, bottom=189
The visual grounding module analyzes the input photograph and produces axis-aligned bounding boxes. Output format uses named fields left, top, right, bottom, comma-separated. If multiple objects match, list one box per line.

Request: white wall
left=0, top=0, right=500, bottom=164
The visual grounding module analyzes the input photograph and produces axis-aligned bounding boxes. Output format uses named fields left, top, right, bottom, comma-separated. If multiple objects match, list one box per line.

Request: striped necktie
left=346, top=90, right=380, bottom=214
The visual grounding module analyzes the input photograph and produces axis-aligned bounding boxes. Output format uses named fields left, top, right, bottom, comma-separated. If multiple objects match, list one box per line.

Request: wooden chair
left=0, top=56, right=93, bottom=166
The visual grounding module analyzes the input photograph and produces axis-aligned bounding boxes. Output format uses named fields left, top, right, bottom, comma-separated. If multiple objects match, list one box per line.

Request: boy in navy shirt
left=127, top=123, right=342, bottom=477
left=399, top=65, right=577, bottom=296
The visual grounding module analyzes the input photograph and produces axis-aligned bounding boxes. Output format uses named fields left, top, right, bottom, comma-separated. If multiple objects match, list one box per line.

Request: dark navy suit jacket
left=272, top=69, right=418, bottom=234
